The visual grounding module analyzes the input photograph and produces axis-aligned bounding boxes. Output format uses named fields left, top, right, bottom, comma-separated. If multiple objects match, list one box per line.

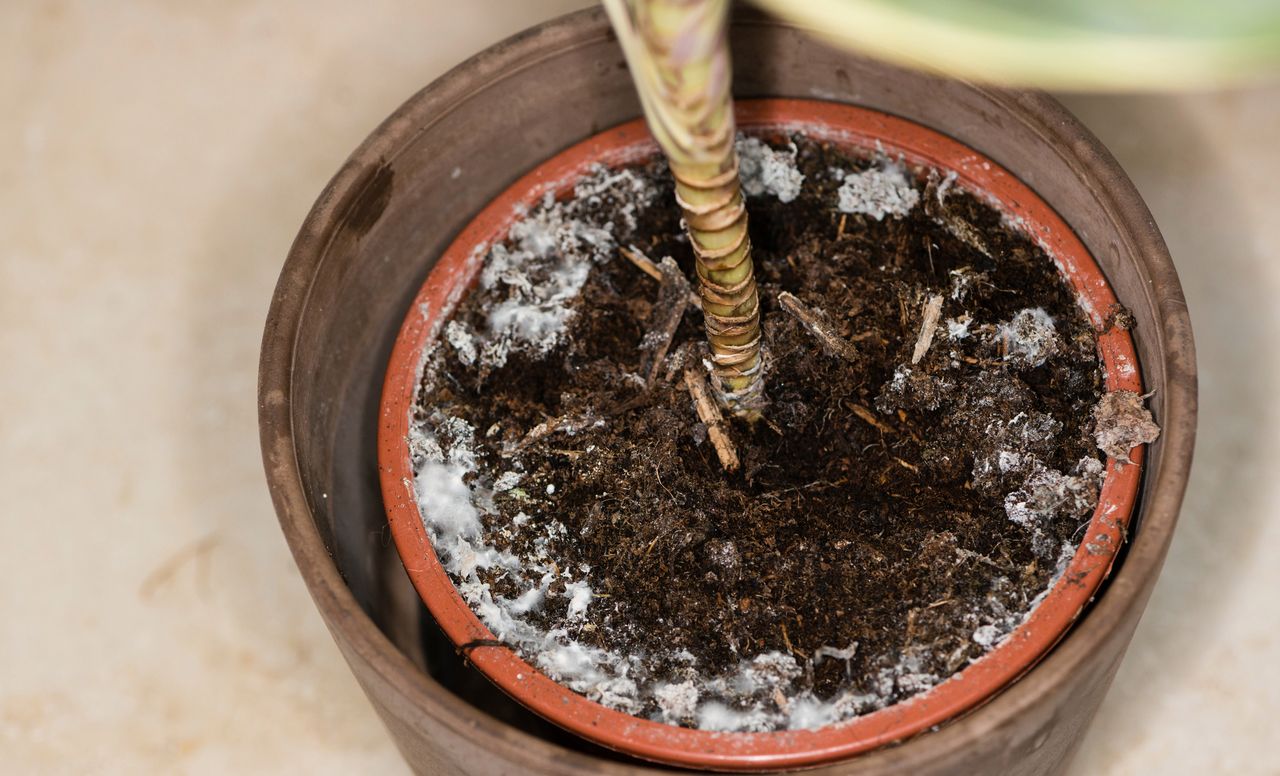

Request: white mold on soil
left=997, top=307, right=1060, bottom=368
left=1004, top=458, right=1105, bottom=556
left=655, top=680, right=701, bottom=723
left=836, top=159, right=920, bottom=221
left=456, top=165, right=660, bottom=372
left=413, top=410, right=647, bottom=715
left=736, top=136, right=805, bottom=203
left=946, top=314, right=972, bottom=341
left=970, top=410, right=1063, bottom=493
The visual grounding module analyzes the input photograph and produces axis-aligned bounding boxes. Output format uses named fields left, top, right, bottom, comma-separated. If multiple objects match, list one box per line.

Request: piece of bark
left=639, top=257, right=694, bottom=385
left=684, top=365, right=740, bottom=472
left=778, top=292, right=859, bottom=363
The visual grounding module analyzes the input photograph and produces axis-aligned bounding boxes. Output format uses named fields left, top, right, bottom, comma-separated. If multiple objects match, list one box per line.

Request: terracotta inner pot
left=377, top=99, right=1145, bottom=772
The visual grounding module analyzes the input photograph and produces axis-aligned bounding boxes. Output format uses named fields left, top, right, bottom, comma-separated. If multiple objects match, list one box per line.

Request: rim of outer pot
left=259, top=7, right=1197, bottom=775
left=377, top=99, right=1147, bottom=771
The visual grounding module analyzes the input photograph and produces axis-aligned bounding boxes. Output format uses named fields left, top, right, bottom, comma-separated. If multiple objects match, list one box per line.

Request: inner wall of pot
left=288, top=9, right=1172, bottom=749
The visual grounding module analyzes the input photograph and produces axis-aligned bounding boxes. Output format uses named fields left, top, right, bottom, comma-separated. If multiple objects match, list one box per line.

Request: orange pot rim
left=377, top=98, right=1144, bottom=772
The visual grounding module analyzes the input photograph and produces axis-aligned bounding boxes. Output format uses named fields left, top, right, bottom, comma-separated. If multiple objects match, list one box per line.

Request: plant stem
left=604, top=0, right=765, bottom=417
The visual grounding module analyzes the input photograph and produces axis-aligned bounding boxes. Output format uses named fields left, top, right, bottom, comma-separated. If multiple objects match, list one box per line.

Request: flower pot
left=259, top=7, right=1196, bottom=775
left=376, top=98, right=1148, bottom=771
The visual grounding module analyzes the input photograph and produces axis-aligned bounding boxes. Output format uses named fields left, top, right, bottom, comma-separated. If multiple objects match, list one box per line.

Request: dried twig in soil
left=780, top=622, right=806, bottom=658
left=911, top=294, right=945, bottom=364
left=778, top=291, right=859, bottom=363
left=848, top=402, right=895, bottom=435
left=683, top=365, right=740, bottom=472
left=620, top=244, right=664, bottom=282
left=893, top=456, right=920, bottom=474
left=639, top=256, right=695, bottom=385
left=620, top=245, right=701, bottom=308
left=507, top=413, right=598, bottom=455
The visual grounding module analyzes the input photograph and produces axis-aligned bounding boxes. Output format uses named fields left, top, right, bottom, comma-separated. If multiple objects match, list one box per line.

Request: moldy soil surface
left=408, top=135, right=1108, bottom=731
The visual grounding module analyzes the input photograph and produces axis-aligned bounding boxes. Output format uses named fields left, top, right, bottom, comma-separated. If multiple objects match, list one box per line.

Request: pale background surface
left=2, top=2, right=1276, bottom=774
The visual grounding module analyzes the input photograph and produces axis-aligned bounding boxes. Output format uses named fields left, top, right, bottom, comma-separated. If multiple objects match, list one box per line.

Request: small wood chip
left=778, top=291, right=859, bottom=363
left=911, top=294, right=945, bottom=364
left=683, top=366, right=740, bottom=472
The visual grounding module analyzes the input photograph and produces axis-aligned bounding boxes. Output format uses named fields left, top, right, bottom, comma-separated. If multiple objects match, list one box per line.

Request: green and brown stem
left=604, top=0, right=765, bottom=416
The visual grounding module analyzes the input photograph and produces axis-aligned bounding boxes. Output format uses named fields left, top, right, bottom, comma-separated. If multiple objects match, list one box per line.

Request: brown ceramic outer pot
left=376, top=100, right=1146, bottom=771
left=259, top=8, right=1196, bottom=776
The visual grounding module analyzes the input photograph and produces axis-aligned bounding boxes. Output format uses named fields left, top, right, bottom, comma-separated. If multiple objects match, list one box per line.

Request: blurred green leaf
left=748, top=0, right=1280, bottom=89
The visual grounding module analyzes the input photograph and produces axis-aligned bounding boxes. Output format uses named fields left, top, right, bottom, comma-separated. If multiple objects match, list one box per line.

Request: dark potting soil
left=409, top=135, right=1107, bottom=731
